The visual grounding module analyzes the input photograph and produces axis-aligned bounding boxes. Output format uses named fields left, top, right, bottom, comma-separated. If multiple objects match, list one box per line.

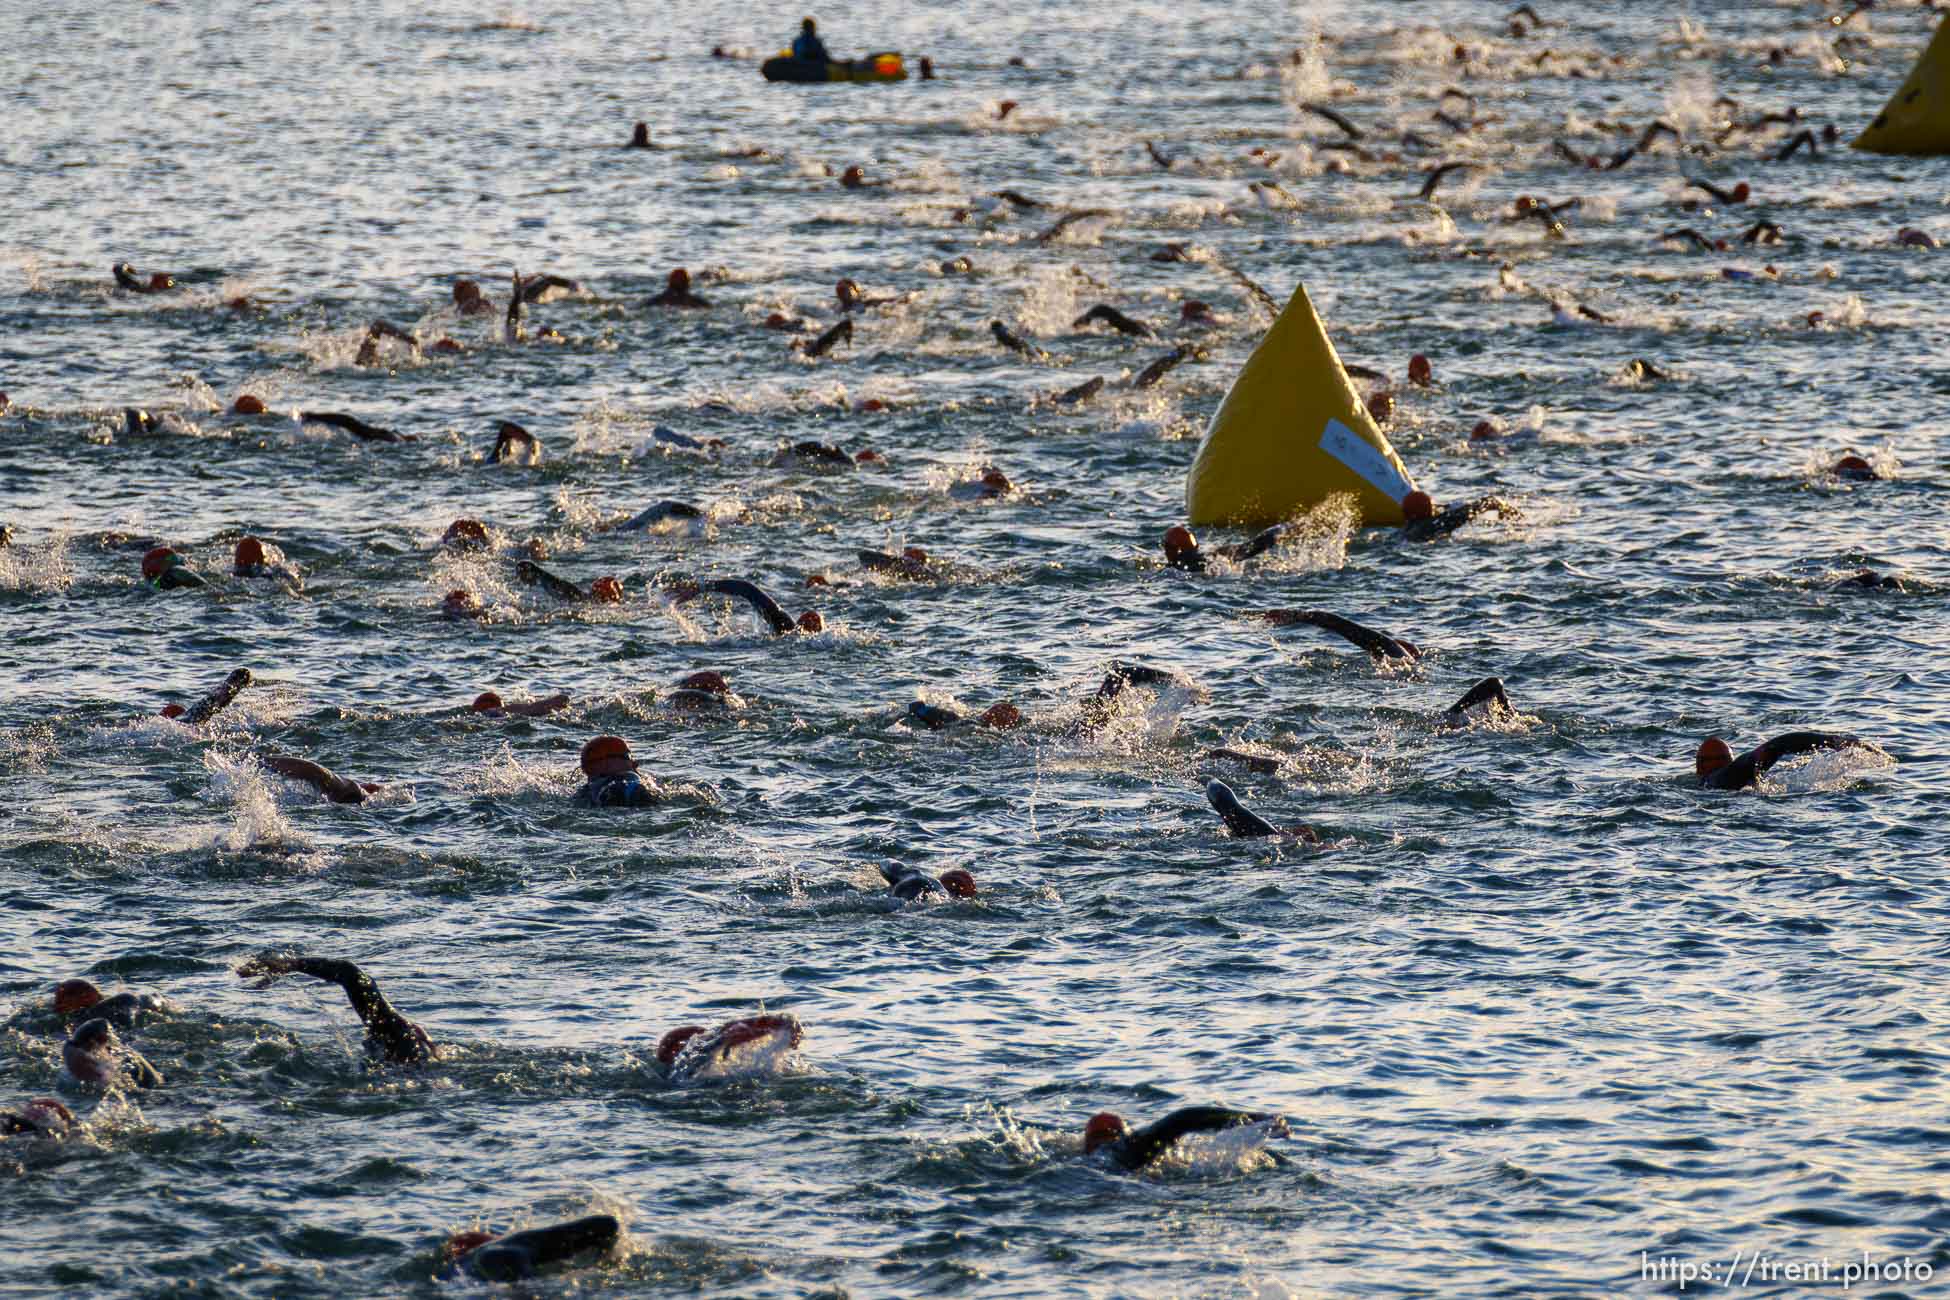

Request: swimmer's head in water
left=234, top=536, right=266, bottom=572
left=232, top=394, right=266, bottom=415
left=666, top=268, right=690, bottom=294
left=472, top=692, right=503, bottom=713
left=442, top=1229, right=498, bottom=1263
left=797, top=610, right=825, bottom=633
left=1696, top=736, right=1733, bottom=780
left=1162, top=525, right=1200, bottom=564
left=1831, top=455, right=1875, bottom=480
left=1408, top=354, right=1433, bottom=386
left=141, top=547, right=184, bottom=580
left=442, top=518, right=490, bottom=550
left=939, top=869, right=977, bottom=898
left=1366, top=391, right=1395, bottom=424
left=677, top=670, right=729, bottom=695
left=443, top=589, right=481, bottom=617
left=590, top=576, right=623, bottom=603
left=452, top=280, right=482, bottom=307
left=1083, top=1112, right=1128, bottom=1153
left=580, top=734, right=636, bottom=779
left=836, top=278, right=861, bottom=305
left=54, top=980, right=102, bottom=1015
left=13, top=1098, right=75, bottom=1136
left=901, top=547, right=929, bottom=566
left=160, top=704, right=187, bottom=719
left=1401, top=491, right=1435, bottom=522
left=1180, top=301, right=1214, bottom=322
left=979, top=467, right=1013, bottom=494
left=978, top=701, right=1023, bottom=730
left=840, top=166, right=866, bottom=188
left=656, top=1025, right=705, bottom=1065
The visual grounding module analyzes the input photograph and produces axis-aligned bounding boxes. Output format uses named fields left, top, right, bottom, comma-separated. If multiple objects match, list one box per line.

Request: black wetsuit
left=152, top=566, right=207, bottom=591
left=1403, top=496, right=1519, bottom=542
left=1101, top=1107, right=1277, bottom=1171
left=880, top=864, right=947, bottom=900
left=708, top=579, right=797, bottom=636
left=516, top=560, right=592, bottom=602
left=62, top=992, right=158, bottom=1032
left=300, top=411, right=411, bottom=444
left=575, top=773, right=660, bottom=808
left=1169, top=524, right=1290, bottom=573
left=1206, top=781, right=1278, bottom=838
left=1700, top=733, right=1864, bottom=791
left=1441, top=677, right=1512, bottom=728
left=451, top=1215, right=621, bottom=1282
left=1270, top=610, right=1417, bottom=661
left=180, top=668, right=252, bottom=725
left=261, top=958, right=432, bottom=1064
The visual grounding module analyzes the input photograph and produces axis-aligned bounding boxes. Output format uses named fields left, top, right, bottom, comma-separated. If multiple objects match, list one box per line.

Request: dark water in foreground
left=3, top=0, right=1948, bottom=1295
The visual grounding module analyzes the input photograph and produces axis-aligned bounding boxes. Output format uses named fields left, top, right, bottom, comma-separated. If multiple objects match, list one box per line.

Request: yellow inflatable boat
left=1185, top=283, right=1417, bottom=528
left=1853, top=17, right=1950, bottom=156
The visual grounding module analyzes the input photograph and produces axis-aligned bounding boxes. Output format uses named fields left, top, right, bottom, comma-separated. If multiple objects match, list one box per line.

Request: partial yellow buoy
left=1186, top=283, right=1417, bottom=528
left=1853, top=16, right=1950, bottom=156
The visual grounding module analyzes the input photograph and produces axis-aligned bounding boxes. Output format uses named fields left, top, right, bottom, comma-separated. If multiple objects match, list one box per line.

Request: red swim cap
left=442, top=1229, right=497, bottom=1262
left=1163, top=525, right=1198, bottom=560
left=160, top=704, right=187, bottom=719
left=1470, top=420, right=1499, bottom=441
left=141, top=547, right=181, bottom=580
left=442, top=519, right=489, bottom=549
left=939, top=869, right=977, bottom=899
left=855, top=448, right=882, bottom=463
left=590, top=576, right=623, bottom=603
left=1401, top=491, right=1435, bottom=521
left=668, top=268, right=690, bottom=292
left=656, top=1025, right=704, bottom=1065
left=1696, top=737, right=1733, bottom=779
left=797, top=610, right=824, bottom=633
left=231, top=395, right=267, bottom=415
left=677, top=671, right=729, bottom=695
left=978, top=702, right=1023, bottom=731
left=902, top=547, right=929, bottom=565
left=1366, top=391, right=1395, bottom=424
left=980, top=468, right=1013, bottom=493
left=1408, top=354, right=1433, bottom=387
left=580, top=735, right=634, bottom=777
left=234, top=537, right=266, bottom=571
left=53, top=980, right=102, bottom=1015
left=1832, top=455, right=1874, bottom=479
left=1083, top=1112, right=1127, bottom=1153
left=472, top=692, right=502, bottom=713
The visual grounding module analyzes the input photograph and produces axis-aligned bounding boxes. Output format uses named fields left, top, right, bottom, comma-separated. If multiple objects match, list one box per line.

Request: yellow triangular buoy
left=1853, top=17, right=1950, bottom=155
left=1185, top=283, right=1417, bottom=528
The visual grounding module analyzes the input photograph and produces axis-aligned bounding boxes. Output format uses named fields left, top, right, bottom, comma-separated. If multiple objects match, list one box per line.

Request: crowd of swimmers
left=9, top=5, right=1917, bottom=1284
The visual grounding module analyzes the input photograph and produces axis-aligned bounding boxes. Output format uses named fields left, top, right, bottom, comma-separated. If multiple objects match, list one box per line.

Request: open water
left=2, top=0, right=1947, bottom=1295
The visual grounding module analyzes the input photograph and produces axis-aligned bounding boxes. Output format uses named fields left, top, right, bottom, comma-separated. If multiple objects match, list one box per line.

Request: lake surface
left=2, top=0, right=1947, bottom=1295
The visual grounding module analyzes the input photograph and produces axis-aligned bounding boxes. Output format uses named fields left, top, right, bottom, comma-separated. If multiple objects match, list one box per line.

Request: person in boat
left=1083, top=1106, right=1289, bottom=1170
left=236, top=953, right=434, bottom=1064
left=440, top=1215, right=622, bottom=1282
left=1694, top=733, right=1877, bottom=791
left=792, top=17, right=832, bottom=64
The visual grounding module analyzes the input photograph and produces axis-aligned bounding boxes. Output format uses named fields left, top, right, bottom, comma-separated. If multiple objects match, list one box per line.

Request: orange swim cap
left=231, top=395, right=267, bottom=415
left=1401, top=491, right=1435, bottom=521
left=53, top=980, right=102, bottom=1015
left=590, top=576, right=623, bottom=603
left=855, top=448, right=881, bottom=463
left=1083, top=1112, right=1127, bottom=1153
left=797, top=610, right=825, bottom=633
left=1696, top=737, right=1733, bottom=779
left=141, top=547, right=181, bottom=580
left=939, top=869, right=977, bottom=898
left=234, top=537, right=266, bottom=571
left=902, top=547, right=930, bottom=565
left=1163, top=525, right=1198, bottom=560
left=472, top=692, right=502, bottom=713
left=980, top=468, right=1013, bottom=493
left=656, top=1025, right=705, bottom=1065
left=580, top=734, right=634, bottom=777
